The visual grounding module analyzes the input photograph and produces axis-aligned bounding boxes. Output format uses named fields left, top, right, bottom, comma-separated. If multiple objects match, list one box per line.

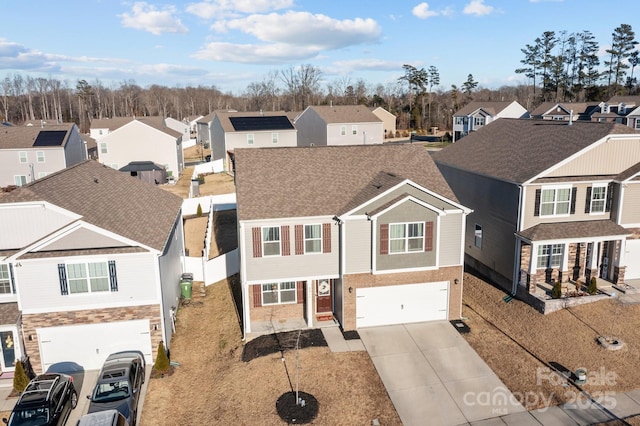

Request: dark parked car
left=87, top=351, right=145, bottom=426
left=76, top=409, right=129, bottom=426
left=3, top=373, right=77, bottom=426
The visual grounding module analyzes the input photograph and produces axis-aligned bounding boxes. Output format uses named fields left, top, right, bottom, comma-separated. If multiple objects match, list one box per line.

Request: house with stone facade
left=234, top=144, right=470, bottom=336
left=433, top=119, right=640, bottom=311
left=0, top=160, right=184, bottom=373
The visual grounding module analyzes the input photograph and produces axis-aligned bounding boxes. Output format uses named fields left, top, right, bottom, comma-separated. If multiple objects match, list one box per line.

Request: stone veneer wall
left=341, top=266, right=463, bottom=331
left=22, top=304, right=162, bottom=374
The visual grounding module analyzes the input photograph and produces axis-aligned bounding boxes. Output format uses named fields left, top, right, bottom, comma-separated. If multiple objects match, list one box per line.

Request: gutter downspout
left=512, top=185, right=524, bottom=295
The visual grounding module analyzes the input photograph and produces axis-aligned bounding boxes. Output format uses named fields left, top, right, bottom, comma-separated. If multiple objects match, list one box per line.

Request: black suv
left=3, top=373, right=77, bottom=426
left=87, top=351, right=145, bottom=426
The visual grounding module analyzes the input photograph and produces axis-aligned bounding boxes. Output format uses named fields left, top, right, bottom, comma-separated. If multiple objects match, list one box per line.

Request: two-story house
left=93, top=117, right=184, bottom=179
left=0, top=160, right=184, bottom=373
left=591, top=96, right=640, bottom=127
left=0, top=123, right=87, bottom=188
left=209, top=110, right=297, bottom=172
left=234, top=144, right=470, bottom=336
left=452, top=101, right=529, bottom=142
left=529, top=102, right=598, bottom=121
left=294, top=105, right=383, bottom=147
left=433, top=119, right=640, bottom=310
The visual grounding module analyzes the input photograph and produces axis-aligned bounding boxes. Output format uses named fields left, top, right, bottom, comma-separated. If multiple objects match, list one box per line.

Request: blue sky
left=1, top=0, right=638, bottom=95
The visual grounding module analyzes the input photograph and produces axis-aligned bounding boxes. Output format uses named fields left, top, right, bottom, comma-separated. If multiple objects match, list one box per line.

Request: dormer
left=619, top=103, right=627, bottom=115
left=602, top=103, right=610, bottom=114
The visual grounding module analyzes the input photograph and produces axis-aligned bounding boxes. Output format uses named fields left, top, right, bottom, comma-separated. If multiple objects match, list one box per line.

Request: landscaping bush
left=154, top=341, right=170, bottom=374
left=197, top=174, right=205, bottom=184
left=588, top=276, right=598, bottom=295
left=551, top=280, right=562, bottom=299
left=13, top=360, right=30, bottom=394
left=196, top=203, right=203, bottom=218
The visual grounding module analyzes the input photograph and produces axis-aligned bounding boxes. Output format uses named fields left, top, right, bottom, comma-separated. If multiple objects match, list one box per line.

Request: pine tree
left=154, top=341, right=170, bottom=374
left=13, top=360, right=30, bottom=394
left=196, top=203, right=203, bottom=218
left=604, top=24, right=638, bottom=94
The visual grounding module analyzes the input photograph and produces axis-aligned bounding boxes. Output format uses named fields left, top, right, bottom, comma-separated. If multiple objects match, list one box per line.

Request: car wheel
left=70, top=390, right=78, bottom=409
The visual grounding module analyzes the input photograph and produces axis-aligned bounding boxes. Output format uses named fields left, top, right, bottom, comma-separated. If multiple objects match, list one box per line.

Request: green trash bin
left=180, top=280, right=192, bottom=299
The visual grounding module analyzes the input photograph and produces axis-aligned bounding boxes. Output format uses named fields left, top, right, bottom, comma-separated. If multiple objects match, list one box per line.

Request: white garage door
left=625, top=240, right=640, bottom=280
left=38, top=320, right=152, bottom=372
left=356, top=281, right=449, bottom=328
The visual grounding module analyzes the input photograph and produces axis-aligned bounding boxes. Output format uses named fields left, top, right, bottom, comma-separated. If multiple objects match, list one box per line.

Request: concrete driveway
left=359, top=321, right=526, bottom=426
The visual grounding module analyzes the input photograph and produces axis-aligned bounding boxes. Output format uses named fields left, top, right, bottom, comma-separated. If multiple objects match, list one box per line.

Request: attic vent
left=372, top=183, right=382, bottom=189
left=93, top=177, right=99, bottom=183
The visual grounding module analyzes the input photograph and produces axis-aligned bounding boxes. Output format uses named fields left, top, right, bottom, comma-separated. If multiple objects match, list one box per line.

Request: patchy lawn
left=160, top=166, right=235, bottom=199
left=462, top=271, right=640, bottom=411
left=183, top=216, right=207, bottom=257
left=139, top=277, right=401, bottom=425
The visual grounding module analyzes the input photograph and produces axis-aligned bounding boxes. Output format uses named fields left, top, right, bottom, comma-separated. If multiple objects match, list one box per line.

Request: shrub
left=196, top=203, right=203, bottom=217
left=197, top=174, right=205, bottom=184
left=13, top=360, right=30, bottom=394
left=551, top=280, right=562, bottom=299
left=588, top=277, right=598, bottom=295
left=154, top=341, right=170, bottom=374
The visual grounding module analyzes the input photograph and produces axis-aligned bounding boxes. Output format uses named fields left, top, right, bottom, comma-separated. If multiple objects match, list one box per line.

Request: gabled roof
left=530, top=102, right=593, bottom=117
left=90, top=117, right=182, bottom=138
left=517, top=220, right=630, bottom=242
left=432, top=119, right=639, bottom=184
left=0, top=123, right=75, bottom=149
left=453, top=101, right=518, bottom=117
left=235, top=144, right=458, bottom=221
left=607, top=95, right=640, bottom=106
left=215, top=110, right=292, bottom=133
left=90, top=117, right=136, bottom=130
left=119, top=161, right=166, bottom=172
left=301, top=105, right=382, bottom=124
left=0, top=160, right=182, bottom=252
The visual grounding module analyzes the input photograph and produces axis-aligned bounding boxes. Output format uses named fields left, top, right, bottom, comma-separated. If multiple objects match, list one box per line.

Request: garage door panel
left=356, top=282, right=449, bottom=328
left=626, top=240, right=640, bottom=280
left=38, top=320, right=152, bottom=372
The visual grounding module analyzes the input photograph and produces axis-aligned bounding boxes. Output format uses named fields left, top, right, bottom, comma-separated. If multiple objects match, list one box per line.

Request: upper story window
left=304, top=224, right=322, bottom=254
left=635, top=119, right=640, bottom=129
left=14, top=176, right=27, bottom=186
left=474, top=117, right=485, bottom=126
left=602, top=103, right=610, bottom=113
left=352, top=125, right=358, bottom=135
left=18, top=151, right=27, bottom=163
left=340, top=125, right=346, bottom=136
left=537, top=244, right=564, bottom=269
left=474, top=224, right=483, bottom=248
left=261, top=282, right=296, bottom=305
left=455, top=117, right=464, bottom=125
left=262, top=226, right=280, bottom=256
left=389, top=222, right=424, bottom=253
left=539, top=186, right=572, bottom=216
left=58, top=260, right=117, bottom=295
left=36, top=151, right=45, bottom=163
left=247, top=134, right=255, bottom=145
left=99, top=142, right=108, bottom=154
left=272, top=133, right=279, bottom=144
left=0, top=264, right=13, bottom=294
left=589, top=185, right=607, bottom=214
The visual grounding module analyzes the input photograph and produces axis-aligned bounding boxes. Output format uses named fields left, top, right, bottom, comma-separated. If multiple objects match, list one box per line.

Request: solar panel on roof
left=33, top=130, right=67, bottom=146
left=229, top=116, right=294, bottom=131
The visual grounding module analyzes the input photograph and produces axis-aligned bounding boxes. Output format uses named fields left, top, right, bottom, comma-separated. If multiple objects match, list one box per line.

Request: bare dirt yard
left=160, top=166, right=235, bottom=199
left=139, top=277, right=401, bottom=425
left=462, top=271, right=640, bottom=415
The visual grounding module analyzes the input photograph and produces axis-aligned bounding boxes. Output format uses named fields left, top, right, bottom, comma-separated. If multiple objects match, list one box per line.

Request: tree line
left=1, top=23, right=638, bottom=135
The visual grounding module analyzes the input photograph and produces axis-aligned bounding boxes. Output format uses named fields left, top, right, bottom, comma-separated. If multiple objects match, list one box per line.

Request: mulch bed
left=242, top=329, right=327, bottom=362
left=276, top=391, right=319, bottom=424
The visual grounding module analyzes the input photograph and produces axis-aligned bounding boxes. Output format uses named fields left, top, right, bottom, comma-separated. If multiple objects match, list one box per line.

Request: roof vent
left=93, top=177, right=99, bottom=183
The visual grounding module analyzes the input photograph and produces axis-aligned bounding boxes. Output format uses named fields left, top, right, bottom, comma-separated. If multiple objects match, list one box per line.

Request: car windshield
left=92, top=380, right=130, bottom=402
left=7, top=408, right=50, bottom=426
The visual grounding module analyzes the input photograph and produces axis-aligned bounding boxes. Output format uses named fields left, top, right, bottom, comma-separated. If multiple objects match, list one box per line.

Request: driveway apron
left=359, top=321, right=525, bottom=426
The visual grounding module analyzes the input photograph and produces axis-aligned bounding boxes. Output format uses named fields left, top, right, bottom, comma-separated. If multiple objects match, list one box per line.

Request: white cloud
left=120, top=2, right=188, bottom=35
left=192, top=41, right=320, bottom=64
left=330, top=58, right=403, bottom=73
left=412, top=3, right=438, bottom=19
left=463, top=0, right=495, bottom=16
left=186, top=0, right=294, bottom=19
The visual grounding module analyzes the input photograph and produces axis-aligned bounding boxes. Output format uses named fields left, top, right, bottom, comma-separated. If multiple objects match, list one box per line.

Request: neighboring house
left=82, top=134, right=98, bottom=160
left=89, top=117, right=137, bottom=140
left=234, top=144, right=471, bottom=335
left=529, top=102, right=598, bottom=121
left=196, top=112, right=215, bottom=147
left=591, top=96, right=640, bottom=127
left=433, top=119, right=640, bottom=308
left=119, top=161, right=168, bottom=184
left=294, top=105, right=383, bottom=146
left=0, top=123, right=87, bottom=188
left=210, top=110, right=297, bottom=172
left=0, top=160, right=184, bottom=373
left=95, top=117, right=184, bottom=179
left=370, top=106, right=397, bottom=138
left=452, top=101, right=529, bottom=142
left=188, top=115, right=204, bottom=138
left=165, top=117, right=191, bottom=143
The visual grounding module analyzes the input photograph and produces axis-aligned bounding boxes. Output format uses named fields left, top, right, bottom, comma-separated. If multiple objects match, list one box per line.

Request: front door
left=316, top=280, right=332, bottom=313
left=0, top=330, right=16, bottom=371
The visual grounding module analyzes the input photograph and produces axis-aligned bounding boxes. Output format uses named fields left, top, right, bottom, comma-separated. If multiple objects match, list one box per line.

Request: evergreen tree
left=13, top=360, right=30, bottom=394
left=604, top=24, right=638, bottom=94
left=461, top=74, right=478, bottom=97
left=154, top=341, right=170, bottom=374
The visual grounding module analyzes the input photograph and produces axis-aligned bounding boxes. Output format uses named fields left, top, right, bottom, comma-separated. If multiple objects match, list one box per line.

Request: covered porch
left=515, top=220, right=633, bottom=300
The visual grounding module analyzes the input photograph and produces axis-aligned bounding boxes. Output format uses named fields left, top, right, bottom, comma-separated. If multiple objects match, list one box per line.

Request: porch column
left=617, top=238, right=626, bottom=267
left=561, top=242, right=569, bottom=282
left=306, top=280, right=314, bottom=327
left=529, top=242, right=539, bottom=274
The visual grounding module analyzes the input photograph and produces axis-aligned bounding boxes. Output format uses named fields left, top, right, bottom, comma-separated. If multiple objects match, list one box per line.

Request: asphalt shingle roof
left=234, top=144, right=458, bottom=221
left=453, top=101, right=516, bottom=116
left=0, top=160, right=183, bottom=252
left=0, top=123, right=74, bottom=149
left=90, top=117, right=182, bottom=139
left=432, top=119, right=639, bottom=184
left=304, top=105, right=382, bottom=124
left=517, top=220, right=630, bottom=242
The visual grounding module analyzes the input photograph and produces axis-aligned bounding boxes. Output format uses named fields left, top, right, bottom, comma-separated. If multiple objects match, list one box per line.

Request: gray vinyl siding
left=546, top=136, right=640, bottom=178
left=620, top=183, right=640, bottom=225
left=352, top=183, right=459, bottom=215
left=439, top=212, right=463, bottom=266
left=0, top=149, right=67, bottom=187
left=242, top=218, right=339, bottom=282
left=225, top=130, right=297, bottom=152
left=295, top=110, right=328, bottom=147
left=211, top=116, right=226, bottom=161
left=158, top=216, right=184, bottom=348
left=63, top=126, right=88, bottom=166
left=344, top=218, right=372, bottom=273
left=326, top=122, right=383, bottom=145
left=375, top=200, right=438, bottom=271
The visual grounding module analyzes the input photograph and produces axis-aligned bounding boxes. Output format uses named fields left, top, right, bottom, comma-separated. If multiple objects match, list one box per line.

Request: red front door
left=316, top=280, right=332, bottom=313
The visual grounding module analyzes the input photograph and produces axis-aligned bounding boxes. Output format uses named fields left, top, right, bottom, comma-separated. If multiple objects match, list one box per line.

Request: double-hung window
left=590, top=185, right=607, bottom=213
left=0, top=265, right=12, bottom=294
left=36, top=151, right=45, bottom=163
left=99, top=142, right=108, bottom=154
left=352, top=125, right=358, bottom=135
left=272, top=133, right=279, bottom=144
left=540, top=186, right=571, bottom=216
left=247, top=134, right=254, bottom=145
left=304, top=224, right=322, bottom=253
left=67, top=262, right=110, bottom=294
left=18, top=151, right=27, bottom=163
left=340, top=125, right=346, bottom=136
left=262, top=227, right=280, bottom=256
left=389, top=222, right=424, bottom=253
left=262, top=282, right=296, bottom=305
left=474, top=117, right=485, bottom=126
left=537, top=244, right=564, bottom=269
left=455, top=117, right=464, bottom=125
